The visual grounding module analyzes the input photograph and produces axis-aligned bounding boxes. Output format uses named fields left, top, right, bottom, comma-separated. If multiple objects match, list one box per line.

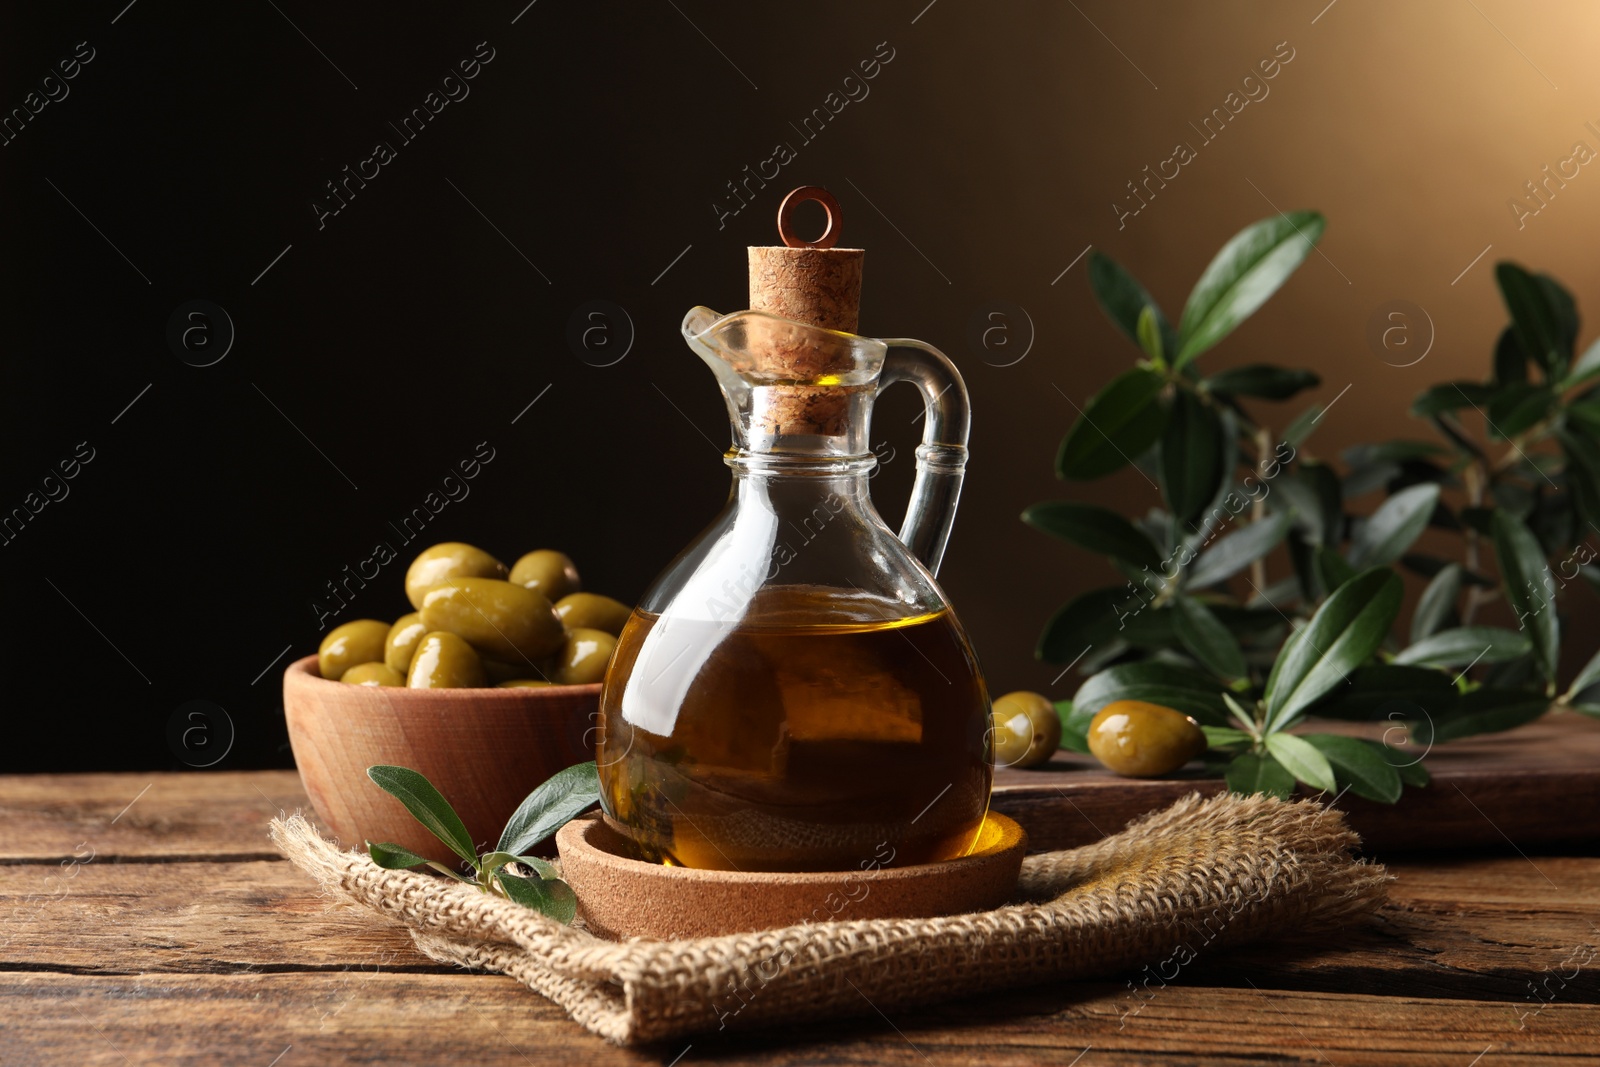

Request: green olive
left=384, top=612, right=428, bottom=674
left=418, top=577, right=565, bottom=661
left=552, top=627, right=617, bottom=685
left=318, top=619, right=390, bottom=680
left=509, top=550, right=581, bottom=600
left=991, top=691, right=1062, bottom=769
left=1087, top=700, right=1206, bottom=778
left=341, top=662, right=405, bottom=687
left=404, top=542, right=508, bottom=610
left=406, top=631, right=486, bottom=688
left=552, top=592, right=632, bottom=636
left=476, top=659, right=547, bottom=684
left=498, top=679, right=554, bottom=689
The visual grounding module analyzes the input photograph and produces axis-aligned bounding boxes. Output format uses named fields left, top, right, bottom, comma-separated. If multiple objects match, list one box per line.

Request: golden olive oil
left=597, top=586, right=992, bottom=872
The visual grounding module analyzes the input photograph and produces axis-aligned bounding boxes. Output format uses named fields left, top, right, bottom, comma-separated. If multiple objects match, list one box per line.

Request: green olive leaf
left=366, top=765, right=477, bottom=864
left=1392, top=626, right=1532, bottom=668
left=1056, top=367, right=1168, bottom=480
left=1072, top=661, right=1229, bottom=726
left=1171, top=595, right=1247, bottom=681
left=1175, top=211, right=1325, bottom=367
left=1160, top=390, right=1226, bottom=527
left=1302, top=663, right=1458, bottom=721
left=496, top=762, right=601, bottom=857
left=1301, top=734, right=1403, bottom=803
left=1056, top=700, right=1091, bottom=754
left=1186, top=511, right=1292, bottom=590
left=1135, top=304, right=1165, bottom=364
left=474, top=850, right=529, bottom=876
left=1563, top=335, right=1600, bottom=390
left=1036, top=586, right=1138, bottom=664
left=1411, top=563, right=1463, bottom=643
left=1494, top=326, right=1529, bottom=385
left=481, top=850, right=562, bottom=884
left=1496, top=261, right=1572, bottom=379
left=1022, top=501, right=1164, bottom=571
left=1283, top=400, right=1323, bottom=449
left=366, top=840, right=430, bottom=870
left=1202, top=725, right=1254, bottom=749
left=1427, top=688, right=1550, bottom=743
left=1378, top=740, right=1431, bottom=787
left=1566, top=646, right=1600, bottom=701
left=1314, top=546, right=1358, bottom=597
left=1225, top=751, right=1296, bottom=799
left=1557, top=427, right=1600, bottom=527
left=1411, top=382, right=1496, bottom=417
left=1264, top=733, right=1337, bottom=793
left=1491, top=509, right=1560, bottom=686
left=1347, top=483, right=1440, bottom=568
left=1088, top=250, right=1177, bottom=361
left=499, top=871, right=578, bottom=924
left=1203, top=364, right=1321, bottom=401
left=1222, top=692, right=1259, bottom=734
left=513, top=854, right=562, bottom=880
left=1485, top=383, right=1555, bottom=440
left=1264, top=568, right=1403, bottom=732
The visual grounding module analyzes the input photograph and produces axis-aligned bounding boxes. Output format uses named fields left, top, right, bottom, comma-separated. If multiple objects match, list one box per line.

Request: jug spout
left=680, top=306, right=887, bottom=454
left=681, top=306, right=971, bottom=577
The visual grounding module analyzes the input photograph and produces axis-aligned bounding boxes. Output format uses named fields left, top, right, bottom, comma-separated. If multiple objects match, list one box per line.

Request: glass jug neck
left=734, top=385, right=878, bottom=462
left=725, top=447, right=878, bottom=480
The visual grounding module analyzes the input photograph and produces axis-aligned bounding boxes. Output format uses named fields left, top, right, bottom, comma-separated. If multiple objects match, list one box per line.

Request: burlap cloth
left=270, top=792, right=1387, bottom=1046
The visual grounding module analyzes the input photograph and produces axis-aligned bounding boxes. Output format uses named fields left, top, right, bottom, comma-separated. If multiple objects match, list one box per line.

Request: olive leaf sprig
left=1197, top=567, right=1430, bottom=803
left=363, top=761, right=600, bottom=924
left=1029, top=212, right=1600, bottom=804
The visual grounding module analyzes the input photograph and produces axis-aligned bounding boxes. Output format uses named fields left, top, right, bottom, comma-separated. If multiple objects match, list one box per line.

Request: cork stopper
left=747, top=187, right=864, bottom=437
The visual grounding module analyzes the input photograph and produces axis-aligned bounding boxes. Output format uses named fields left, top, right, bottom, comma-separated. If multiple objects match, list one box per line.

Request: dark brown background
left=3, top=0, right=1596, bottom=770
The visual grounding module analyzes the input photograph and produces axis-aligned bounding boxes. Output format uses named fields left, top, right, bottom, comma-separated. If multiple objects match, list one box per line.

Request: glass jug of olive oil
left=596, top=189, right=991, bottom=872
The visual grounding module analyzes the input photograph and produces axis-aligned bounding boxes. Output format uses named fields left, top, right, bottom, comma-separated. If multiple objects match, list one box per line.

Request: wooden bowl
left=556, top=811, right=1027, bottom=940
left=283, top=655, right=597, bottom=863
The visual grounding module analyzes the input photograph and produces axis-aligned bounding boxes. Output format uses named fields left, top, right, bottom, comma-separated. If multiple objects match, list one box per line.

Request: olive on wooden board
left=418, top=578, right=565, bottom=661
left=553, top=592, right=632, bottom=636
left=1087, top=700, right=1206, bottom=778
left=341, top=662, right=405, bottom=687
left=498, top=679, right=554, bottom=689
left=404, top=542, right=508, bottom=610
left=991, top=690, right=1062, bottom=769
left=509, top=549, right=581, bottom=600
left=318, top=619, right=390, bottom=681
left=384, top=613, right=428, bottom=674
left=551, top=627, right=618, bottom=685
left=406, top=631, right=487, bottom=688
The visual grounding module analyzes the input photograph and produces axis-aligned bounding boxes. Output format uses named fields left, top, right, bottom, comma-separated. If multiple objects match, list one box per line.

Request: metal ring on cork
left=776, top=186, right=842, bottom=249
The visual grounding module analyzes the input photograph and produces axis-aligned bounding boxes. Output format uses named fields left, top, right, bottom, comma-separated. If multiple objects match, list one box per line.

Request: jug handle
left=878, top=339, right=970, bottom=577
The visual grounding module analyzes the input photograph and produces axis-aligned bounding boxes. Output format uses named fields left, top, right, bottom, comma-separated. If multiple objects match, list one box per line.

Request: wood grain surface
left=3, top=764, right=1597, bottom=1063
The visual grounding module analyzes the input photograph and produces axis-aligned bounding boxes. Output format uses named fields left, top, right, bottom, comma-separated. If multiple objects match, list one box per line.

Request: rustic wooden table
left=3, top=770, right=1597, bottom=1065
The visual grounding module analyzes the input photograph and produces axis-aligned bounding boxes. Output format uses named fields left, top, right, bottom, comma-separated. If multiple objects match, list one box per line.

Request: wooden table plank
left=6, top=972, right=1595, bottom=1066
left=0, top=771, right=305, bottom=862
left=3, top=854, right=1595, bottom=1007
left=0, top=860, right=438, bottom=974
left=994, top=715, right=1600, bottom=853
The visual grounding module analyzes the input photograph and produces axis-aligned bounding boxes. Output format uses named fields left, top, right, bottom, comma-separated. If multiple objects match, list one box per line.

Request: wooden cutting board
left=991, top=713, right=1600, bottom=854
